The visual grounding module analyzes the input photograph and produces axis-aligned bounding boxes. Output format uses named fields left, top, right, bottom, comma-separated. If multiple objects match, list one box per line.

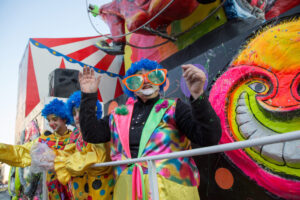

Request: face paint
left=136, top=85, right=159, bottom=96
left=46, top=114, right=66, bottom=134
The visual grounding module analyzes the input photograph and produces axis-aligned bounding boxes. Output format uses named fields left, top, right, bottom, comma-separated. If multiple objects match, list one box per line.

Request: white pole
left=147, top=160, right=159, bottom=200
left=42, top=171, right=47, bottom=200
left=90, top=130, right=300, bottom=200
left=92, top=130, right=300, bottom=167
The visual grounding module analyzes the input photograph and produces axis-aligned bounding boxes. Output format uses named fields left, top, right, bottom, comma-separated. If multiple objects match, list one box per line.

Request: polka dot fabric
left=68, top=172, right=114, bottom=199
left=67, top=128, right=115, bottom=199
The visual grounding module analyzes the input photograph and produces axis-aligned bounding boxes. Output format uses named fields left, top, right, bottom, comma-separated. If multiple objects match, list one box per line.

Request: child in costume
left=54, top=91, right=114, bottom=200
left=78, top=58, right=222, bottom=200
left=0, top=98, right=73, bottom=200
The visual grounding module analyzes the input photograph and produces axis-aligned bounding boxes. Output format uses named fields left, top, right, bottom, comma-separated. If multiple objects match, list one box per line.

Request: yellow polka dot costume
left=54, top=91, right=114, bottom=199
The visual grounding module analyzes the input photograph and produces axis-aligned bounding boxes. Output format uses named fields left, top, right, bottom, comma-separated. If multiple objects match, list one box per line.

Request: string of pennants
left=30, top=38, right=124, bottom=79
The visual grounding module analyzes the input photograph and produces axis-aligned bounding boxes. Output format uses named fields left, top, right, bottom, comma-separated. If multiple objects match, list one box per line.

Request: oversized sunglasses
left=122, top=69, right=167, bottom=92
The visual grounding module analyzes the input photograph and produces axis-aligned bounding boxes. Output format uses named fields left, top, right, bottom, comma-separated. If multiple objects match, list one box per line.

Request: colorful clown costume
left=39, top=130, right=73, bottom=200
left=54, top=91, right=115, bottom=200
left=79, top=58, right=221, bottom=199
left=0, top=98, right=73, bottom=200
left=80, top=93, right=221, bottom=199
left=54, top=128, right=114, bottom=200
left=0, top=129, right=73, bottom=200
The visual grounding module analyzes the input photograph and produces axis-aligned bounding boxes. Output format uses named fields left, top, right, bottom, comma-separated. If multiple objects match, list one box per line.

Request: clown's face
left=46, top=114, right=67, bottom=135
left=134, top=69, right=160, bottom=102
left=72, top=107, right=80, bottom=130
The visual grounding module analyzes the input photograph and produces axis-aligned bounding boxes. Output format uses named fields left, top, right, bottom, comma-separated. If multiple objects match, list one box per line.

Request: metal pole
left=147, top=160, right=159, bottom=200
left=42, top=171, right=47, bottom=200
left=89, top=131, right=300, bottom=200
left=92, top=130, right=300, bottom=167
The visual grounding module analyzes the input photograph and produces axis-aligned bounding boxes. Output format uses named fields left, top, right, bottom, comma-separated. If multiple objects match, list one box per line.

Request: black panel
left=49, top=69, right=80, bottom=98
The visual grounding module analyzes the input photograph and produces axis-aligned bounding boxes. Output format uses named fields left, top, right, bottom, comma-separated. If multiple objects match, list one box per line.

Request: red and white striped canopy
left=18, top=35, right=125, bottom=119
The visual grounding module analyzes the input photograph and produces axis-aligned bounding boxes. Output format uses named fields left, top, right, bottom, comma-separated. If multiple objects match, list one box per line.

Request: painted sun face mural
left=209, top=17, right=300, bottom=199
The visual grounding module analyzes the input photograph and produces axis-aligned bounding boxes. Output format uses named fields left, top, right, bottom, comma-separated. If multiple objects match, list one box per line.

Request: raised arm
left=79, top=66, right=111, bottom=143
left=176, top=64, right=221, bottom=146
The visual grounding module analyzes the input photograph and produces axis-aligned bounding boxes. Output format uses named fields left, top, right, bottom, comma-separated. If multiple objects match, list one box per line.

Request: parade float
left=11, top=0, right=300, bottom=199
left=89, top=0, right=300, bottom=199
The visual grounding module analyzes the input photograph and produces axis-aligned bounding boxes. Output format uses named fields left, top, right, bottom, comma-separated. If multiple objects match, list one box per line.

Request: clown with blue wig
left=78, top=58, right=222, bottom=200
left=0, top=98, right=73, bottom=200
left=54, top=91, right=114, bottom=200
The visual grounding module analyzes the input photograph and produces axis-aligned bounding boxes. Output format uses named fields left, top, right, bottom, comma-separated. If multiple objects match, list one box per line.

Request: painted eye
left=249, top=82, right=266, bottom=93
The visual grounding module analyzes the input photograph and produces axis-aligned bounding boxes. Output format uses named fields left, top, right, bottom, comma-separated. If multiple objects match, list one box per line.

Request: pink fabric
left=132, top=166, right=137, bottom=200
left=126, top=97, right=136, bottom=105
left=209, top=65, right=300, bottom=199
left=136, top=165, right=143, bottom=199
left=131, top=164, right=144, bottom=200
left=113, top=103, right=134, bottom=158
left=114, top=98, right=146, bottom=200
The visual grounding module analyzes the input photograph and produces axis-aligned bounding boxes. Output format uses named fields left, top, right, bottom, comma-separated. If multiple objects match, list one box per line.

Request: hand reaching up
left=182, top=64, right=206, bottom=100
left=78, top=66, right=101, bottom=93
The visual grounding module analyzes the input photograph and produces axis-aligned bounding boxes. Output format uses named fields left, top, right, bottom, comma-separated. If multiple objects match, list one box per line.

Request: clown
left=78, top=58, right=221, bottom=200
left=0, top=98, right=73, bottom=200
left=54, top=91, right=114, bottom=200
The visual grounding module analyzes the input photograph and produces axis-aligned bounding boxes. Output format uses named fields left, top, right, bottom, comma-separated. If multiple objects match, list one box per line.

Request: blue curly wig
left=123, top=58, right=167, bottom=98
left=66, top=91, right=102, bottom=123
left=41, top=98, right=71, bottom=125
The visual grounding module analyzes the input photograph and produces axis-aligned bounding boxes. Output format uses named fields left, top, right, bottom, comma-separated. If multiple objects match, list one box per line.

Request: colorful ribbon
left=130, top=163, right=146, bottom=200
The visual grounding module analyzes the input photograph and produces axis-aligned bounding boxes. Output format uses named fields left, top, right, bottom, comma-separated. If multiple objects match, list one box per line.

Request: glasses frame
left=122, top=69, right=168, bottom=92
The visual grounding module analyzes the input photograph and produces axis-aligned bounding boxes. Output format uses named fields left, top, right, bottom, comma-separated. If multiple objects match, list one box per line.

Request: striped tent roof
left=17, top=35, right=125, bottom=119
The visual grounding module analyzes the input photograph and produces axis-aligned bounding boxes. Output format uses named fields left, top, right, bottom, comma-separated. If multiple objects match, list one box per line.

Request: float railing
left=91, top=130, right=300, bottom=200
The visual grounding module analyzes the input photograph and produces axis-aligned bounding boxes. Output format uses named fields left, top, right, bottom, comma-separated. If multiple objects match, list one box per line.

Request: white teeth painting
left=209, top=16, right=300, bottom=199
